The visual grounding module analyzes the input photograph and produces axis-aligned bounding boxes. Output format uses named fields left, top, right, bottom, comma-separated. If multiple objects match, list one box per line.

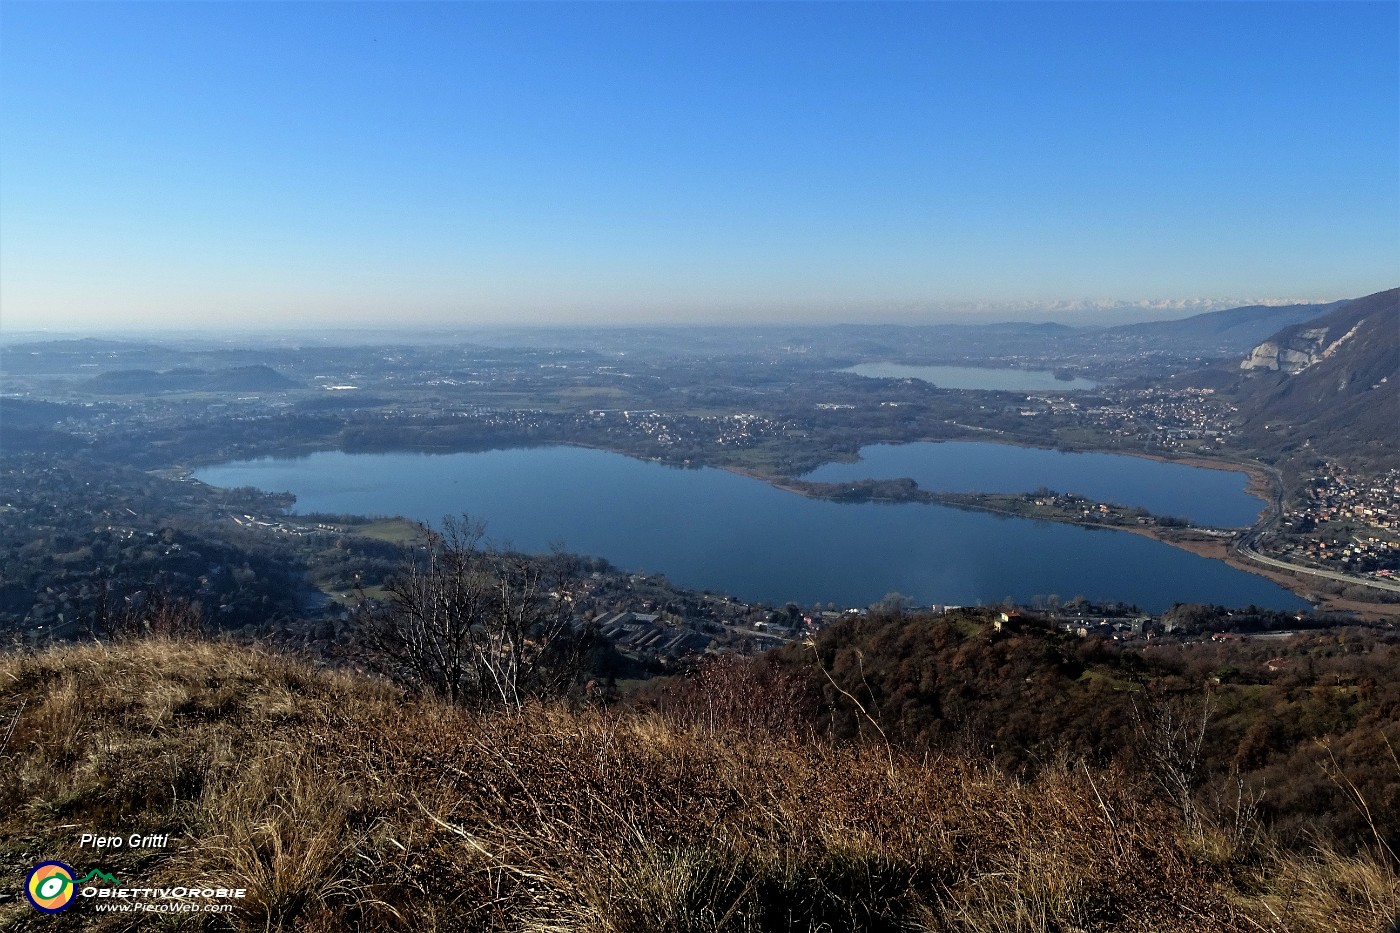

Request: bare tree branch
left=359, top=516, right=594, bottom=709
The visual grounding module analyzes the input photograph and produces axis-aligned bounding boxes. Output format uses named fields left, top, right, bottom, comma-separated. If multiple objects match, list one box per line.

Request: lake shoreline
left=194, top=443, right=1317, bottom=613
left=1146, top=530, right=1396, bottom=622
left=725, top=443, right=1395, bottom=617
left=589, top=439, right=1389, bottom=618
left=841, top=362, right=1099, bottom=392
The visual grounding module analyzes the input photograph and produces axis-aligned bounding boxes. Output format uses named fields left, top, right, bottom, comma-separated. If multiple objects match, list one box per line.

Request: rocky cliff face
left=1231, top=287, right=1398, bottom=467
left=1240, top=321, right=1365, bottom=373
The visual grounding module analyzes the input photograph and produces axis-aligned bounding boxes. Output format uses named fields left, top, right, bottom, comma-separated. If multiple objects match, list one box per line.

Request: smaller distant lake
left=843, top=363, right=1098, bottom=392
left=802, top=441, right=1264, bottom=528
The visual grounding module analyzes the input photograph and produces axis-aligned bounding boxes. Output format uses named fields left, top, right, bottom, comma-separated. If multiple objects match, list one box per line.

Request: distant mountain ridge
left=1100, top=300, right=1346, bottom=355
left=86, top=364, right=299, bottom=394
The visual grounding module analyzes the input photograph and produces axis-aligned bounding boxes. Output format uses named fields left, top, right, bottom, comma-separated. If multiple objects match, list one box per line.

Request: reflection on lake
left=196, top=447, right=1305, bottom=613
left=802, top=442, right=1263, bottom=528
left=843, top=362, right=1099, bottom=391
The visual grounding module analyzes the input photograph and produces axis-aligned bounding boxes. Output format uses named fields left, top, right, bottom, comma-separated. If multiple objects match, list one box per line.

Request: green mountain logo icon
left=76, top=869, right=121, bottom=885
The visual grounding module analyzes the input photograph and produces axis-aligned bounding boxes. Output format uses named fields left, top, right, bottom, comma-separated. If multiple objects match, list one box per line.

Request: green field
left=352, top=517, right=423, bottom=544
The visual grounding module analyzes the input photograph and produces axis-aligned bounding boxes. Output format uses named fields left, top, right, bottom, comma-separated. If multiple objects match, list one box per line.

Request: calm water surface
left=843, top=363, right=1099, bottom=391
left=803, top=442, right=1263, bottom=528
left=196, top=447, right=1304, bottom=613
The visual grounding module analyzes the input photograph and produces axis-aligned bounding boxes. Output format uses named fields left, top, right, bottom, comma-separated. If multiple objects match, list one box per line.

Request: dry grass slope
left=1, top=639, right=1395, bottom=932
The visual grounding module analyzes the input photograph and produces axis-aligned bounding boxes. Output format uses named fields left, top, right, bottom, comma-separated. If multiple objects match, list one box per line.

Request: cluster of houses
left=584, top=408, right=783, bottom=449
left=1282, top=463, right=1400, bottom=576
left=1297, top=463, right=1399, bottom=532
left=996, top=609, right=1154, bottom=640
left=1073, top=387, right=1236, bottom=450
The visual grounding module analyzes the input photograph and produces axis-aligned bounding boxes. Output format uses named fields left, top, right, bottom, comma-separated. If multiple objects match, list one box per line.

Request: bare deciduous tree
left=1131, top=683, right=1214, bottom=835
left=361, top=516, right=593, bottom=709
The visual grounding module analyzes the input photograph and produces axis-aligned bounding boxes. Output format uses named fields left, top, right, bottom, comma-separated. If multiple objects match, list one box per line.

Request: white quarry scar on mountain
left=1239, top=319, right=1365, bottom=374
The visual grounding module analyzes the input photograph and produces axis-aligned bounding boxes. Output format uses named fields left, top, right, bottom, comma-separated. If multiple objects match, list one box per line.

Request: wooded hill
left=644, top=608, right=1400, bottom=858
left=84, top=364, right=300, bottom=394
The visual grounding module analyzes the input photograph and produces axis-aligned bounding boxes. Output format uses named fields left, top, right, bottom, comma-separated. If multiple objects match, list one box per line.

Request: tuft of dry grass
left=0, top=638, right=1395, bottom=932
left=1234, top=842, right=1399, bottom=933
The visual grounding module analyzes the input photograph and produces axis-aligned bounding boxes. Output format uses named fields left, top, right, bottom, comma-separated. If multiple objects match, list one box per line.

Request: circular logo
left=26, top=861, right=76, bottom=913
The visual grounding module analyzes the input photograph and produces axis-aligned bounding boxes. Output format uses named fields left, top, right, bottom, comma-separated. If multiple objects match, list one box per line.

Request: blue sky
left=1, top=2, right=1395, bottom=331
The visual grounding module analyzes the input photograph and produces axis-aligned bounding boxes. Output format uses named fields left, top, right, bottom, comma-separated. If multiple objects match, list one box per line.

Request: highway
left=1236, top=540, right=1400, bottom=595
left=1231, top=459, right=1400, bottom=596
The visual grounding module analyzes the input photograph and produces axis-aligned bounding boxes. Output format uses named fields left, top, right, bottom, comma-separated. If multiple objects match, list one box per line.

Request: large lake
left=843, top=363, right=1099, bottom=391
left=803, top=442, right=1263, bottom=528
left=195, top=446, right=1306, bottom=613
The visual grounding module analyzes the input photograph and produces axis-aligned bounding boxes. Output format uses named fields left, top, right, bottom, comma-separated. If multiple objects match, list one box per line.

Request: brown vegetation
left=1, top=637, right=1396, bottom=931
left=740, top=611, right=1400, bottom=857
left=357, top=516, right=593, bottom=709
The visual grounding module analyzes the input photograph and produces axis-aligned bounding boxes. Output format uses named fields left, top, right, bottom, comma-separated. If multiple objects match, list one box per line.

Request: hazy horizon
left=2, top=2, right=1395, bottom=332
